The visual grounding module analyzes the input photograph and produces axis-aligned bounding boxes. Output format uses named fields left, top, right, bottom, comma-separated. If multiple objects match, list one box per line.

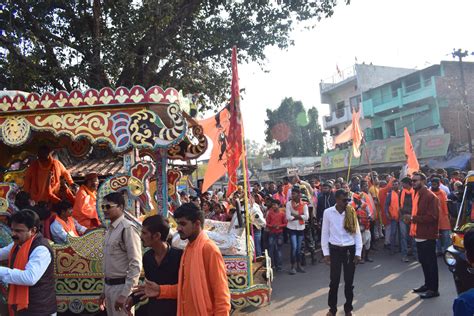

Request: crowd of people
left=0, top=143, right=471, bottom=315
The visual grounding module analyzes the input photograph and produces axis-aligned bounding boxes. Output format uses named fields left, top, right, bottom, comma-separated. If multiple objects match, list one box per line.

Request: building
left=362, top=61, right=474, bottom=147
left=319, top=61, right=474, bottom=174
left=320, top=64, right=416, bottom=138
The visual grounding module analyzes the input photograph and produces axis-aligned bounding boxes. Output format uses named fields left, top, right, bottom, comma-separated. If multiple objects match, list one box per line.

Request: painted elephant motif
left=95, top=162, right=155, bottom=223
left=168, top=125, right=208, bottom=160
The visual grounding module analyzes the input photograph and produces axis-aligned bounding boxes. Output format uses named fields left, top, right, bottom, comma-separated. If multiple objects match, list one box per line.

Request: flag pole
left=346, top=149, right=353, bottom=182
left=240, top=137, right=254, bottom=286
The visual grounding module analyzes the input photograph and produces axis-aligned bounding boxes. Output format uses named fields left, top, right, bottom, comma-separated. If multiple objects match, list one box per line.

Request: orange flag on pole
left=351, top=109, right=363, bottom=158
left=200, top=47, right=244, bottom=195
left=334, top=122, right=353, bottom=145
left=226, top=46, right=244, bottom=197
left=200, top=108, right=231, bottom=192
left=404, top=127, right=419, bottom=176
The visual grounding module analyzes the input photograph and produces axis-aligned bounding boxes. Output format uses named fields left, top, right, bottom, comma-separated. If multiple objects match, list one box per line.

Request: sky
left=227, top=0, right=474, bottom=144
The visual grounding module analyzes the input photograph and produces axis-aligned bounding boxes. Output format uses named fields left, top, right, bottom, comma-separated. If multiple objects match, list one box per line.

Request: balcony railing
left=323, top=106, right=352, bottom=129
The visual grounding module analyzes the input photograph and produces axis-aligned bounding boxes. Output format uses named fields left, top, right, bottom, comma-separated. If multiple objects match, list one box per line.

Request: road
left=238, top=243, right=457, bottom=316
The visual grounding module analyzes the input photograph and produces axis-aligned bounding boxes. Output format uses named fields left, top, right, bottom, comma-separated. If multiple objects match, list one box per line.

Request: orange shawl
left=389, top=190, right=400, bottom=221
left=55, top=216, right=79, bottom=237
left=72, top=185, right=100, bottom=228
left=291, top=200, right=305, bottom=225
left=178, top=231, right=212, bottom=316
left=409, top=192, right=419, bottom=237
left=24, top=157, right=73, bottom=203
left=432, top=189, right=450, bottom=230
left=8, top=234, right=36, bottom=313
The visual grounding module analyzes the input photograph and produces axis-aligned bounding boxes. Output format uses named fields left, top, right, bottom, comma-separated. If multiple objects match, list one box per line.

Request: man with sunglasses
left=410, top=172, right=440, bottom=299
left=321, top=189, right=362, bottom=316
left=99, top=192, right=142, bottom=315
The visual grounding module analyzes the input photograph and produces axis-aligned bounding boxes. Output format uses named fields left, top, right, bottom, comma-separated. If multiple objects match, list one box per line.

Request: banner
left=321, top=149, right=361, bottom=170
left=322, top=133, right=451, bottom=171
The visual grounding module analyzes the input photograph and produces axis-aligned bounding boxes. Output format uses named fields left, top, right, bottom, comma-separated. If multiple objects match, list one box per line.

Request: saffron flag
left=404, top=127, right=419, bottom=176
left=226, top=46, right=244, bottom=197
left=351, top=109, right=363, bottom=158
left=334, top=122, right=353, bottom=145
left=200, top=108, right=231, bottom=192
left=201, top=47, right=244, bottom=195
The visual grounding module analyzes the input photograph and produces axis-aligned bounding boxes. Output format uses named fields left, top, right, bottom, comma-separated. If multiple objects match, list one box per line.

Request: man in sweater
left=411, top=172, right=440, bottom=299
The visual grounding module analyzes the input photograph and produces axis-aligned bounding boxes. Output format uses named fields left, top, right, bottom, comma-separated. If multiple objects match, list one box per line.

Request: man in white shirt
left=322, top=189, right=362, bottom=316
left=0, top=209, right=57, bottom=315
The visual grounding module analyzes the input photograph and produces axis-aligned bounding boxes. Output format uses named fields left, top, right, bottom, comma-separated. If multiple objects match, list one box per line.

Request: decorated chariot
left=0, top=86, right=271, bottom=313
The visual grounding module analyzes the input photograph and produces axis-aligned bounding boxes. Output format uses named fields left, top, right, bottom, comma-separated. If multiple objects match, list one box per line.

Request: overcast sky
left=225, top=0, right=474, bottom=144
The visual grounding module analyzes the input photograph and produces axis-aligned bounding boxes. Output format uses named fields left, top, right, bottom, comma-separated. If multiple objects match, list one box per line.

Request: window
left=350, top=95, right=361, bottom=112
left=336, top=101, right=345, bottom=110
left=385, top=120, right=396, bottom=137
left=373, top=127, right=383, bottom=140
left=391, top=81, right=401, bottom=97
left=405, top=74, right=421, bottom=93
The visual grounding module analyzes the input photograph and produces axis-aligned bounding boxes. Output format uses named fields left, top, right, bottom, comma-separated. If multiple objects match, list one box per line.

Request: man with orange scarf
left=430, top=177, right=451, bottom=256
left=0, top=210, right=56, bottom=315
left=136, top=203, right=231, bottom=315
left=51, top=200, right=88, bottom=244
left=410, top=172, right=440, bottom=299
left=73, top=173, right=101, bottom=228
left=24, top=145, right=74, bottom=204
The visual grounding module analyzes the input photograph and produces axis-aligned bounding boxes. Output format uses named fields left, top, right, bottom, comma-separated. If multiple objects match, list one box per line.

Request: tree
left=0, top=0, right=348, bottom=109
left=265, top=97, right=325, bottom=158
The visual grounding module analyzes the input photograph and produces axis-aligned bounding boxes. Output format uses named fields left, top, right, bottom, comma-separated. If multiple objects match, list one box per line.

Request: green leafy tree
left=0, top=0, right=348, bottom=109
left=265, top=97, right=325, bottom=158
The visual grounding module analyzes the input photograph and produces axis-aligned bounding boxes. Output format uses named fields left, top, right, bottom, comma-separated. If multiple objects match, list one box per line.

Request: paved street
left=238, top=243, right=457, bottom=316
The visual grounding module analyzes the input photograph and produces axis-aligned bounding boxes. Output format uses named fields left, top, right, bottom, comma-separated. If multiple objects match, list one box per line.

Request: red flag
left=226, top=46, right=243, bottom=197
left=351, top=109, right=362, bottom=157
left=404, top=127, right=419, bottom=176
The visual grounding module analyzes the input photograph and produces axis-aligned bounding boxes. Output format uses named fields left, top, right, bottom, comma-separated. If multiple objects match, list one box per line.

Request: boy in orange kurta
left=72, top=173, right=101, bottom=228
left=23, top=146, right=74, bottom=204
left=134, top=203, right=230, bottom=316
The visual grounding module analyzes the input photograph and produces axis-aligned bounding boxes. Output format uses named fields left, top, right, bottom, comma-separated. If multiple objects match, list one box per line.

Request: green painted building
left=362, top=64, right=444, bottom=140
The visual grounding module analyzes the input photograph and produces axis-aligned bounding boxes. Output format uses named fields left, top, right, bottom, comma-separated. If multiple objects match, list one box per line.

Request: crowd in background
left=173, top=168, right=468, bottom=275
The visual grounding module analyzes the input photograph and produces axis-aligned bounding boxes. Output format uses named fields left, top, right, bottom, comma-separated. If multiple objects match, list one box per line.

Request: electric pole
left=452, top=48, right=472, bottom=153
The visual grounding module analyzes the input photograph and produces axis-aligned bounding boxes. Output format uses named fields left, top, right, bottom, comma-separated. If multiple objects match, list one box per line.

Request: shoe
left=289, top=268, right=296, bottom=275
left=402, top=256, right=409, bottom=262
left=326, top=312, right=335, bottom=316
left=359, top=259, right=365, bottom=264
left=420, top=290, right=440, bottom=299
left=296, top=266, right=306, bottom=273
left=365, top=257, right=374, bottom=262
left=345, top=312, right=354, bottom=316
left=275, top=266, right=282, bottom=272
left=412, top=285, right=428, bottom=293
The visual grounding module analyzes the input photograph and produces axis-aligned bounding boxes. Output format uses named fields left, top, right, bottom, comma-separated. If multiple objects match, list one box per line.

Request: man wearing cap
left=73, top=173, right=101, bottom=229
